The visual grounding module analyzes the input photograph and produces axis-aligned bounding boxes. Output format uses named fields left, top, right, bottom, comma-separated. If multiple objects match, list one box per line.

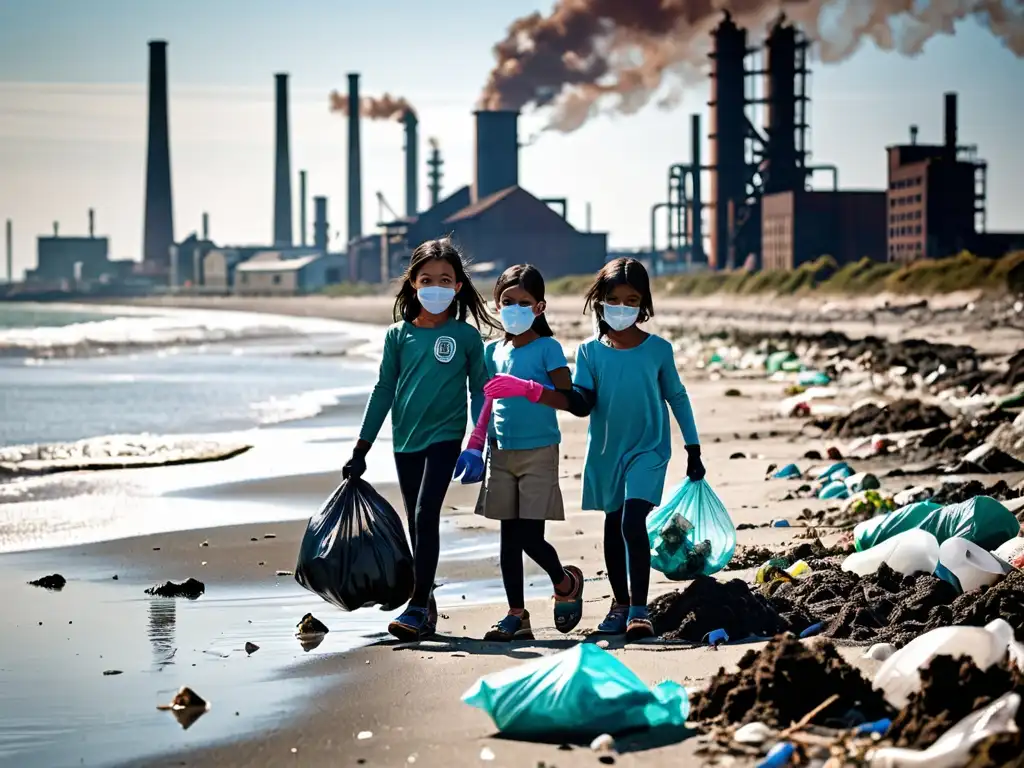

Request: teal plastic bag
left=647, top=479, right=736, bottom=580
left=854, top=497, right=1019, bottom=552
left=772, top=463, right=802, bottom=479
left=767, top=350, right=797, bottom=373
left=817, top=462, right=854, bottom=481
left=818, top=480, right=850, bottom=500
left=462, top=644, right=689, bottom=739
left=798, top=370, right=831, bottom=387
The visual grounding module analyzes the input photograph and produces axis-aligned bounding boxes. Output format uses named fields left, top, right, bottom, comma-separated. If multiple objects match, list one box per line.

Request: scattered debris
left=103, top=669, right=123, bottom=676
left=28, top=574, right=66, bottom=590
left=145, top=578, right=205, bottom=599
left=725, top=389, right=742, bottom=397
left=649, top=576, right=789, bottom=643
left=730, top=452, right=746, bottom=460
left=818, top=399, right=951, bottom=439
left=157, top=686, right=210, bottom=730
left=244, top=642, right=259, bottom=655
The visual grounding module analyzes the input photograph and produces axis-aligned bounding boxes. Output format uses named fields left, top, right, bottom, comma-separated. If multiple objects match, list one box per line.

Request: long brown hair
left=582, top=257, right=655, bottom=336
left=393, top=238, right=501, bottom=333
left=492, top=264, right=554, bottom=341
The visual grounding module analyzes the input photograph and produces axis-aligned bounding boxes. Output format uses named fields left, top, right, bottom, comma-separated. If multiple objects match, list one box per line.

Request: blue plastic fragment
left=757, top=741, right=795, bottom=768
left=854, top=718, right=892, bottom=736
left=772, top=519, right=791, bottom=528
left=705, top=628, right=729, bottom=645
left=799, top=622, right=825, bottom=638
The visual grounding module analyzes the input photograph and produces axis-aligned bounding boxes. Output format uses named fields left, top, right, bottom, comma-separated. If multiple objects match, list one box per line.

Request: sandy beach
left=3, top=292, right=1023, bottom=767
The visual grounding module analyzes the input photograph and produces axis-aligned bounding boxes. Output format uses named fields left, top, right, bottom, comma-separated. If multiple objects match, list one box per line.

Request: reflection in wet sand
left=148, top=599, right=177, bottom=668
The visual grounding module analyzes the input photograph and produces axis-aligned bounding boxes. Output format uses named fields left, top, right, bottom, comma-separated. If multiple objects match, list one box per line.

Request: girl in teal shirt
left=344, top=238, right=499, bottom=642
left=485, top=258, right=705, bottom=641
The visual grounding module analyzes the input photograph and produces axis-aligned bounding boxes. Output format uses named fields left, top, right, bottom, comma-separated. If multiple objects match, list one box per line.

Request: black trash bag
left=294, top=478, right=414, bottom=611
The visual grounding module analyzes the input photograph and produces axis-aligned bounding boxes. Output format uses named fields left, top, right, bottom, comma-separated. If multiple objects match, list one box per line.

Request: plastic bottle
left=842, top=529, right=940, bottom=578
left=937, top=538, right=1010, bottom=593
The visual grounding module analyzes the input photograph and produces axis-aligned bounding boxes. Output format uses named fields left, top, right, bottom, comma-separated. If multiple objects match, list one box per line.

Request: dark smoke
left=329, top=91, right=415, bottom=121
left=481, top=0, right=1024, bottom=133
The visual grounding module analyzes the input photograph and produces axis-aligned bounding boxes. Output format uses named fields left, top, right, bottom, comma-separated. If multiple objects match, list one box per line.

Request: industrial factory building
left=24, top=210, right=135, bottom=286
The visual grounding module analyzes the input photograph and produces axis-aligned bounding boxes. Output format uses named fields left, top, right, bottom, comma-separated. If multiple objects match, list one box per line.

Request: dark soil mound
left=649, top=576, right=790, bottom=642
left=931, top=479, right=1019, bottom=506
left=887, top=654, right=1024, bottom=749
left=904, top=409, right=1020, bottom=466
left=690, top=634, right=892, bottom=727
left=726, top=538, right=853, bottom=572
left=145, top=578, right=205, bottom=599
left=823, top=399, right=951, bottom=439
left=770, top=565, right=1024, bottom=646
left=28, top=573, right=66, bottom=590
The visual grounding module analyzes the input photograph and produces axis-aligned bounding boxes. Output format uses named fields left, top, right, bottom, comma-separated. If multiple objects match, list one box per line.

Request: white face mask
left=600, top=302, right=640, bottom=332
left=499, top=305, right=537, bottom=335
left=417, top=286, right=456, bottom=315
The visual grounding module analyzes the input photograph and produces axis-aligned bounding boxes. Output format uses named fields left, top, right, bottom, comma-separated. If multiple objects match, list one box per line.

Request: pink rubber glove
left=483, top=374, right=544, bottom=403
left=466, top=397, right=493, bottom=452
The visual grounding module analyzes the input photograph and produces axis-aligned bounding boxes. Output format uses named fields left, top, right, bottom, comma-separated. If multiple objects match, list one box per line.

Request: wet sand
left=4, top=294, right=1022, bottom=767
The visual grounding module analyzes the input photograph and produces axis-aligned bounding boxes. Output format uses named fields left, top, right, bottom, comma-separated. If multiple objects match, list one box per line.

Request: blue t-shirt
left=572, top=333, right=699, bottom=512
left=485, top=336, right=568, bottom=450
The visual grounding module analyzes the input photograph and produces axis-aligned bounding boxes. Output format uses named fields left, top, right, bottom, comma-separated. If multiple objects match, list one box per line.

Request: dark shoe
left=594, top=603, right=629, bottom=635
left=484, top=611, right=534, bottom=642
left=625, top=608, right=655, bottom=642
left=553, top=566, right=585, bottom=634
left=388, top=606, right=435, bottom=642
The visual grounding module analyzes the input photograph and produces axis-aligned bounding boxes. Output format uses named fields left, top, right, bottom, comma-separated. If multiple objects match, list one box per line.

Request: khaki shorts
left=474, top=444, right=565, bottom=521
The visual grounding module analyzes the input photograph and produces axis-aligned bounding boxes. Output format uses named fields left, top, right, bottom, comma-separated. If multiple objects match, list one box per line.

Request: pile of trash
left=818, top=399, right=952, bottom=439
left=727, top=538, right=853, bottom=572
left=648, top=576, right=790, bottom=643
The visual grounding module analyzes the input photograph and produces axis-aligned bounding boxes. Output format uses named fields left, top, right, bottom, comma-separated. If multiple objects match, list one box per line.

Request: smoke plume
left=481, top=0, right=1024, bottom=133
left=329, top=91, right=415, bottom=120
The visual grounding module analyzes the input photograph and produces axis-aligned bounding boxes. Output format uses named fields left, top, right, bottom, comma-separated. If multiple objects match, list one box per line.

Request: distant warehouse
left=233, top=251, right=344, bottom=296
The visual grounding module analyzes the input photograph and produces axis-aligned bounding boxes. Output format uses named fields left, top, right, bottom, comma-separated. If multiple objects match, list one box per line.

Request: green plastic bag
left=854, top=497, right=1020, bottom=552
left=647, top=479, right=736, bottom=580
left=462, top=644, right=689, bottom=739
left=767, top=350, right=797, bottom=373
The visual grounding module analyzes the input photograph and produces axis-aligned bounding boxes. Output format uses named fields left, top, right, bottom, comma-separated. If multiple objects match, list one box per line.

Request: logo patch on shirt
left=434, top=336, right=456, bottom=364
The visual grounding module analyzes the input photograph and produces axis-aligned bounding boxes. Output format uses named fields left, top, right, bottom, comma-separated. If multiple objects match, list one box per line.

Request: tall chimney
left=944, top=92, right=957, bottom=159
left=201, top=211, right=209, bottom=241
left=346, top=73, right=363, bottom=244
left=4, top=219, right=11, bottom=282
left=273, top=73, right=293, bottom=247
left=143, top=40, right=174, bottom=271
left=472, top=110, right=519, bottom=203
left=402, top=111, right=419, bottom=218
left=909, top=124, right=919, bottom=145
left=313, top=196, right=328, bottom=251
left=53, top=221, right=59, bottom=237
left=299, top=170, right=308, bottom=247
left=427, top=139, right=443, bottom=207
left=690, top=113, right=704, bottom=263
left=88, top=208, right=95, bottom=238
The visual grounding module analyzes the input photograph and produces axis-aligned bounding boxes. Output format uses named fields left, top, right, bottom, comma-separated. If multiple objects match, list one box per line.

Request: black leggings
left=500, top=519, right=566, bottom=610
left=604, top=499, right=655, bottom=608
left=393, top=439, right=462, bottom=607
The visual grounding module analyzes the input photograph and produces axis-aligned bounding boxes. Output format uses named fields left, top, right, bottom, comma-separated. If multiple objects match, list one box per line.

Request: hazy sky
left=1, top=0, right=1022, bottom=278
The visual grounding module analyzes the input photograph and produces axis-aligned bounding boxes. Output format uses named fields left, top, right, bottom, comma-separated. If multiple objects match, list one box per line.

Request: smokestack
left=473, top=110, right=519, bottom=203
left=403, top=111, right=419, bottom=218
left=585, top=202, right=592, bottom=232
left=299, top=170, right=308, bottom=247
left=313, top=196, right=328, bottom=252
left=88, top=208, right=95, bottom=238
left=690, top=113, right=703, bottom=263
left=347, top=73, right=363, bottom=244
left=944, top=91, right=957, bottom=159
left=202, top=212, right=209, bottom=241
left=53, top=221, right=59, bottom=237
left=143, top=40, right=174, bottom=271
left=273, top=73, right=293, bottom=247
left=4, top=219, right=11, bottom=283
left=427, top=139, right=443, bottom=207
left=910, top=125, right=919, bottom=145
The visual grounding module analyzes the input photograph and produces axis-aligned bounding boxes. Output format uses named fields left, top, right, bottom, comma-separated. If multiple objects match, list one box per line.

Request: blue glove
left=452, top=449, right=484, bottom=484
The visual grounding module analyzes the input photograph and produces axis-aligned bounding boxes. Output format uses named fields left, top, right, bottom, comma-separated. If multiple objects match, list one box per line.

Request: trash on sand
left=772, top=463, right=802, bottom=480
left=854, top=496, right=1020, bottom=553
left=842, top=490, right=897, bottom=523
left=244, top=642, right=259, bottom=655
left=868, top=693, right=1020, bottom=768
left=845, top=472, right=881, bottom=493
left=357, top=730, right=373, bottom=740
left=771, top=519, right=791, bottom=528
left=993, top=536, right=1024, bottom=565
left=798, top=370, right=831, bottom=387
left=28, top=574, right=66, bottom=590
left=705, top=628, right=729, bottom=646
left=843, top=529, right=940, bottom=578
left=479, top=747, right=495, bottom=761
left=295, top=612, right=328, bottom=651
left=145, top=578, right=205, bottom=599
left=893, top=487, right=933, bottom=507
left=937, top=538, right=1011, bottom=593
left=757, top=742, right=796, bottom=768
left=157, top=686, right=210, bottom=730
left=648, top=479, right=736, bottom=580
left=873, top=619, right=1024, bottom=708
left=650, top=576, right=789, bottom=643
left=294, top=477, right=414, bottom=611
left=590, top=734, right=616, bottom=753
left=275, top=569, right=294, bottom=577
left=817, top=461, right=855, bottom=482
left=462, top=643, right=689, bottom=739
left=864, top=644, right=897, bottom=662
left=818, top=480, right=850, bottom=500
left=733, top=721, right=776, bottom=746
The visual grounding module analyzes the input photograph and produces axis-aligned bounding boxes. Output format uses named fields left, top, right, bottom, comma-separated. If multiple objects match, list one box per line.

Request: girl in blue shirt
left=455, top=265, right=584, bottom=641
left=485, top=258, right=705, bottom=641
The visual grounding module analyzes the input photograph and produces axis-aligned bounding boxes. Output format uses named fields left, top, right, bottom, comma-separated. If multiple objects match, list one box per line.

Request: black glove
left=685, top=444, right=706, bottom=482
left=342, top=445, right=368, bottom=481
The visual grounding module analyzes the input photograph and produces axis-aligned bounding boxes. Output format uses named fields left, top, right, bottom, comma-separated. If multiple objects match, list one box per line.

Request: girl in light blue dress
left=485, top=257, right=704, bottom=641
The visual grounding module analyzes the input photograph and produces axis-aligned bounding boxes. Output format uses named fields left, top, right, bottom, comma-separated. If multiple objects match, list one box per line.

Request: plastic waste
left=799, top=622, right=825, bottom=638
left=863, top=643, right=896, bottom=662
left=845, top=472, right=880, bottom=493
left=757, top=742, right=796, bottom=768
left=648, top=479, right=736, bottom=580
left=868, top=693, right=1020, bottom=768
left=294, top=478, right=414, bottom=611
left=842, top=529, right=940, bottom=578
left=772, top=463, right=802, bottom=480
left=842, top=490, right=896, bottom=521
left=767, top=350, right=798, bottom=373
left=854, top=496, right=1020, bottom=552
left=817, top=461, right=854, bottom=482
left=873, top=619, right=1022, bottom=708
left=462, top=643, right=689, bottom=739
left=798, top=370, right=831, bottom=387
left=818, top=480, right=850, bottom=500
left=893, top=486, right=934, bottom=507
left=856, top=719, right=893, bottom=736
left=937, top=538, right=1011, bottom=593
left=734, top=721, right=776, bottom=745
left=992, top=536, right=1024, bottom=566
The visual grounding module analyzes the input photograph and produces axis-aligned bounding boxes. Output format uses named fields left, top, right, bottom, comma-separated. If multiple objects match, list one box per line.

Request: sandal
left=553, top=566, right=585, bottom=634
left=594, top=602, right=629, bottom=635
left=484, top=611, right=534, bottom=642
left=388, top=606, right=435, bottom=642
left=625, top=608, right=655, bottom=642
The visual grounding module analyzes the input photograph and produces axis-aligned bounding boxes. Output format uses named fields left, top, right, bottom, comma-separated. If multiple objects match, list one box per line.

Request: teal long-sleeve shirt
left=572, top=333, right=699, bottom=512
left=358, top=319, right=488, bottom=454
